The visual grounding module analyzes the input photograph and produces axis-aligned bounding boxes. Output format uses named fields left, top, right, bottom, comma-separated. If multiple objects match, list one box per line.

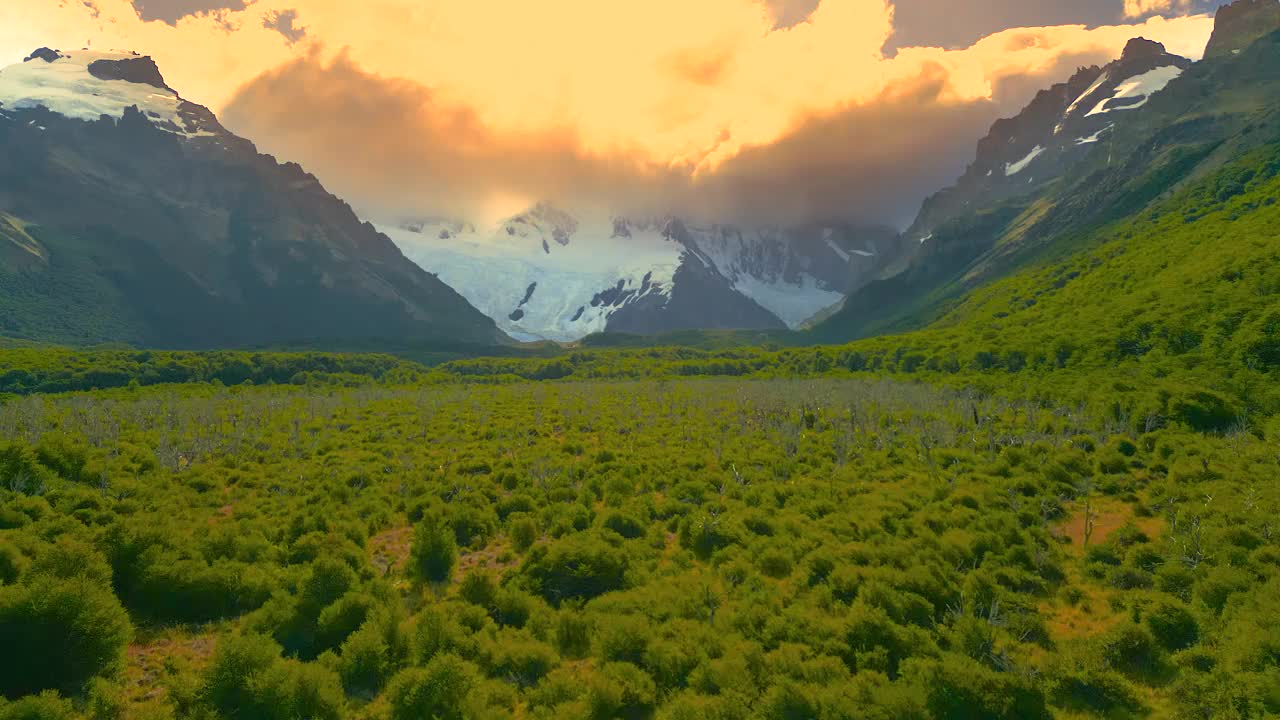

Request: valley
left=2, top=1, right=1280, bottom=719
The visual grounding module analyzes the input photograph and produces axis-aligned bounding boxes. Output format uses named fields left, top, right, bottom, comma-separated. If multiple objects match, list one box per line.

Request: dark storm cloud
left=130, top=0, right=246, bottom=25
left=220, top=43, right=1120, bottom=229
left=884, top=0, right=1223, bottom=53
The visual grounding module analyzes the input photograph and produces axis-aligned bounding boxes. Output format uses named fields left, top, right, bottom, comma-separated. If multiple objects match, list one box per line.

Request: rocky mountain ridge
left=0, top=48, right=504, bottom=348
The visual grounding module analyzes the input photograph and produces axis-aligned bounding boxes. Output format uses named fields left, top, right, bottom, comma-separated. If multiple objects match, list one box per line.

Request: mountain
left=0, top=49, right=504, bottom=348
left=1204, top=0, right=1280, bottom=58
left=383, top=206, right=898, bottom=342
left=813, top=5, right=1280, bottom=342
left=905, top=37, right=1192, bottom=245
left=385, top=210, right=900, bottom=341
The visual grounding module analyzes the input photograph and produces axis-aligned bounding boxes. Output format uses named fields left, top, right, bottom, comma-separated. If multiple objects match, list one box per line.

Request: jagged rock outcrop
left=1204, top=0, right=1280, bottom=58
left=906, top=38, right=1191, bottom=242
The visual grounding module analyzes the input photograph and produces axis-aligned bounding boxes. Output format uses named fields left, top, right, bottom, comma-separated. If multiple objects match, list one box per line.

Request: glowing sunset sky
left=0, top=1, right=1222, bottom=226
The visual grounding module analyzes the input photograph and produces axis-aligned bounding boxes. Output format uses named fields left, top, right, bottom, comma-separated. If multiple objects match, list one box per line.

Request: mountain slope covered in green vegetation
left=813, top=22, right=1280, bottom=345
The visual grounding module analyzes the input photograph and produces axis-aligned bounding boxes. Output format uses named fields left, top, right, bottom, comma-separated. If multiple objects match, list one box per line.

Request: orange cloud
left=0, top=0, right=1216, bottom=224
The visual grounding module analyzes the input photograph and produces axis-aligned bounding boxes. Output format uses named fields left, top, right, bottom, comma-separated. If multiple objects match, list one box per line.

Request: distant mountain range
left=0, top=49, right=503, bottom=349
left=383, top=207, right=899, bottom=341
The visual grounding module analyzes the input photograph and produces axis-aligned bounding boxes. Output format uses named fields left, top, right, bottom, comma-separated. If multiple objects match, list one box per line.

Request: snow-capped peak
left=0, top=48, right=216, bottom=137
left=380, top=207, right=682, bottom=341
left=380, top=203, right=894, bottom=341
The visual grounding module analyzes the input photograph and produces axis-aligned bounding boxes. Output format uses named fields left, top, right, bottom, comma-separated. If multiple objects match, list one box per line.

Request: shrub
left=204, top=633, right=345, bottom=720
left=1198, top=566, right=1253, bottom=613
left=756, top=681, right=821, bottom=720
left=411, top=520, right=457, bottom=585
left=491, top=588, right=535, bottom=629
left=521, top=533, right=628, bottom=605
left=339, top=621, right=394, bottom=695
left=841, top=603, right=926, bottom=678
left=586, top=662, right=657, bottom=720
left=1049, top=663, right=1144, bottom=714
left=598, top=615, right=650, bottom=665
left=1145, top=601, right=1199, bottom=651
left=459, top=572, right=498, bottom=608
left=488, top=635, right=558, bottom=688
left=0, top=576, right=132, bottom=698
left=0, top=442, right=53, bottom=495
left=1169, top=390, right=1239, bottom=433
left=1102, top=623, right=1163, bottom=677
left=1156, top=564, right=1196, bottom=601
left=0, top=544, right=25, bottom=586
left=555, top=609, right=593, bottom=659
left=913, top=654, right=1051, bottom=720
left=601, top=511, right=647, bottom=540
left=757, top=550, right=793, bottom=579
left=509, top=517, right=538, bottom=552
left=132, top=557, right=273, bottom=624
left=412, top=607, right=468, bottom=663
left=678, top=515, right=740, bottom=559
left=28, top=538, right=112, bottom=585
left=386, top=654, right=477, bottom=720
left=0, top=691, right=79, bottom=720
left=315, top=592, right=379, bottom=653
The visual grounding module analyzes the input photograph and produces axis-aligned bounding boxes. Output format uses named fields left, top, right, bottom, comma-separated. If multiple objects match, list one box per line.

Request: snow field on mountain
left=0, top=50, right=204, bottom=136
left=689, top=227, right=845, bottom=328
left=1085, top=65, right=1184, bottom=117
left=381, top=217, right=681, bottom=342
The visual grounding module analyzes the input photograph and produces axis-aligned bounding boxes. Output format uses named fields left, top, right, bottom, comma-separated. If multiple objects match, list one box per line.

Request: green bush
left=339, top=621, right=395, bottom=695
left=757, top=550, right=793, bottom=579
left=459, top=572, right=498, bottom=608
left=521, top=533, right=629, bottom=605
left=1049, top=663, right=1144, bottom=714
left=913, top=654, right=1051, bottom=720
left=386, top=654, right=477, bottom=720
left=1145, top=600, right=1199, bottom=651
left=0, top=691, right=79, bottom=720
left=1198, top=566, right=1254, bottom=613
left=0, top=576, right=132, bottom=699
left=487, top=635, right=557, bottom=688
left=1102, top=623, right=1164, bottom=677
left=509, top=516, right=539, bottom=552
left=411, top=520, right=457, bottom=585
left=601, top=511, right=647, bottom=540
left=555, top=610, right=593, bottom=659
left=203, top=633, right=345, bottom=720
left=586, top=662, right=657, bottom=720
left=0, top=544, right=25, bottom=586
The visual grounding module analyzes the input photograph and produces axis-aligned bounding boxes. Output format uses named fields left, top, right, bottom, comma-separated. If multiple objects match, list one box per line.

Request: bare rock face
left=1204, top=0, right=1280, bottom=58
left=906, top=38, right=1191, bottom=241
left=1120, top=37, right=1165, bottom=62
left=87, top=55, right=171, bottom=91
left=23, top=48, right=63, bottom=63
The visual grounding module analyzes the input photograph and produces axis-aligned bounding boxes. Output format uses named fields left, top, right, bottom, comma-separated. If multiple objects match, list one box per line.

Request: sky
left=0, top=0, right=1224, bottom=228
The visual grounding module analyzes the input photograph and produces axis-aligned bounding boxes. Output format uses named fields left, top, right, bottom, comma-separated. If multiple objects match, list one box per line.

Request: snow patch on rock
left=0, top=50, right=211, bottom=136
left=1085, top=65, right=1183, bottom=117
left=1005, top=145, right=1045, bottom=176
